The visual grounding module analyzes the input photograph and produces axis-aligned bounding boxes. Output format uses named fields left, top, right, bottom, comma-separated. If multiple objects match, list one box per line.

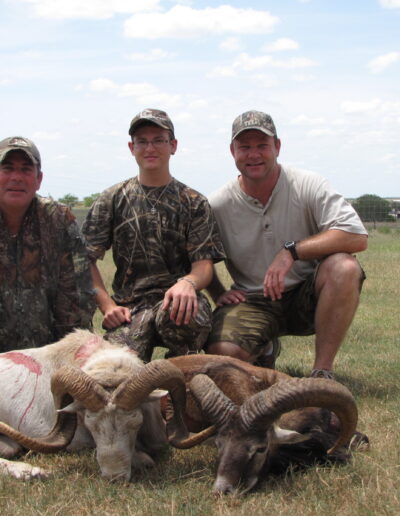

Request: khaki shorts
left=207, top=265, right=365, bottom=357
left=105, top=292, right=212, bottom=362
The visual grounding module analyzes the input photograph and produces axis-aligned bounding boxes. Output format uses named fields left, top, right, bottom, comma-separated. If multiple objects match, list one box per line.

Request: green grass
left=1, top=229, right=400, bottom=515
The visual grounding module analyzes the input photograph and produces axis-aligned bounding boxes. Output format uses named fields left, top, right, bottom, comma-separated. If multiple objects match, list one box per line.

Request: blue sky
left=1, top=0, right=399, bottom=200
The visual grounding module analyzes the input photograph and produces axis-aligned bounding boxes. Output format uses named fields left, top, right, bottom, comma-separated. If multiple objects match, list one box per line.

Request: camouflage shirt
left=0, top=196, right=96, bottom=351
left=82, top=177, right=225, bottom=305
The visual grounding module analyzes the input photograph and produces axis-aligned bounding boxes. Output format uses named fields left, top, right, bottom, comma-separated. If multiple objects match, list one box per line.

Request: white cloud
left=307, top=128, right=339, bottom=136
left=219, top=37, right=241, bottom=52
left=17, top=0, right=160, bottom=19
left=89, top=78, right=180, bottom=107
left=262, top=38, right=299, bottom=52
left=341, top=98, right=382, bottom=114
left=20, top=50, right=42, bottom=59
left=124, top=5, right=279, bottom=39
left=90, top=78, right=117, bottom=92
left=128, top=48, right=175, bottom=62
left=212, top=52, right=316, bottom=76
left=340, top=99, right=400, bottom=129
left=367, top=51, right=400, bottom=73
left=290, top=114, right=325, bottom=125
left=381, top=153, right=396, bottom=162
left=291, top=72, right=314, bottom=82
left=379, top=0, right=400, bottom=8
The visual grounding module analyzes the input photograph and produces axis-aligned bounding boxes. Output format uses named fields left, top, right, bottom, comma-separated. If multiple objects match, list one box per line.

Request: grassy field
left=1, top=227, right=399, bottom=515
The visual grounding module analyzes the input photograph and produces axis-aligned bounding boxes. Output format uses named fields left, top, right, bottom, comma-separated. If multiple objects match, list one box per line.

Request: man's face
left=0, top=150, right=42, bottom=213
left=128, top=125, right=177, bottom=174
left=230, top=130, right=281, bottom=182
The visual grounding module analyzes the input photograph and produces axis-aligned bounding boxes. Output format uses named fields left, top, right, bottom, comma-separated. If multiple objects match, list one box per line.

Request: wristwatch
left=284, top=241, right=299, bottom=261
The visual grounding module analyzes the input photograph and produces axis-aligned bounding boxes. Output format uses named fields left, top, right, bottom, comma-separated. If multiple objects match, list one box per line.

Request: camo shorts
left=104, top=293, right=212, bottom=362
left=207, top=264, right=365, bottom=357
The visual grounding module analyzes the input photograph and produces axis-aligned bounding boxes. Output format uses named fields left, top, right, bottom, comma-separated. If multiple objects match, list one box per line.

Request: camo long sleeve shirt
left=82, top=177, right=226, bottom=306
left=0, top=196, right=96, bottom=351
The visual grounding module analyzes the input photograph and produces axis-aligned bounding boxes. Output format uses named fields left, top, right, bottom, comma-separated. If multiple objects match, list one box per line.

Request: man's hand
left=102, top=305, right=131, bottom=329
left=162, top=279, right=198, bottom=326
left=263, top=248, right=294, bottom=300
left=216, top=289, right=247, bottom=306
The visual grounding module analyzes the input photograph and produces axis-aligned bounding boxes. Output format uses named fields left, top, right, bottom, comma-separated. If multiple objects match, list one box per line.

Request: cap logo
left=9, top=137, right=29, bottom=147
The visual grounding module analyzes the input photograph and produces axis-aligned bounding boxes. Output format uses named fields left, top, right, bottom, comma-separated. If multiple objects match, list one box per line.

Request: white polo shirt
left=209, top=165, right=367, bottom=293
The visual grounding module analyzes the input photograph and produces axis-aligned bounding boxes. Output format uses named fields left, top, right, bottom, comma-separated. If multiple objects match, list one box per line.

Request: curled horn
left=239, top=378, right=358, bottom=454
left=111, top=359, right=189, bottom=444
left=169, top=374, right=235, bottom=449
left=0, top=365, right=111, bottom=454
left=51, top=365, right=110, bottom=412
left=0, top=414, right=77, bottom=454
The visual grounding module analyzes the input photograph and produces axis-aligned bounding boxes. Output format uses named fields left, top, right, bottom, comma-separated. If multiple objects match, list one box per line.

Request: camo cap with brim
left=0, top=136, right=41, bottom=168
left=231, top=110, right=277, bottom=141
left=129, top=108, right=175, bottom=138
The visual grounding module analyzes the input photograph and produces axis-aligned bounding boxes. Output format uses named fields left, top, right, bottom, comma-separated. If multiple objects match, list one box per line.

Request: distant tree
left=352, top=194, right=392, bottom=222
left=83, top=193, right=100, bottom=208
left=58, top=193, right=79, bottom=208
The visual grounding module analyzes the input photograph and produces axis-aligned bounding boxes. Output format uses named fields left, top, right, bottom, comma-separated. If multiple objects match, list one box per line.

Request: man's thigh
left=207, top=295, right=283, bottom=356
left=282, top=274, right=317, bottom=336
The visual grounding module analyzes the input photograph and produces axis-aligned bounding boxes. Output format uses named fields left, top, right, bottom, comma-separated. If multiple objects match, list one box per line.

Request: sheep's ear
left=270, top=423, right=311, bottom=445
left=146, top=389, right=168, bottom=402
left=57, top=400, right=84, bottom=414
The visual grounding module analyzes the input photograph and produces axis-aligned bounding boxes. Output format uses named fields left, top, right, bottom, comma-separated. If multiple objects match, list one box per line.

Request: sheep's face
left=83, top=404, right=144, bottom=480
left=213, top=425, right=269, bottom=494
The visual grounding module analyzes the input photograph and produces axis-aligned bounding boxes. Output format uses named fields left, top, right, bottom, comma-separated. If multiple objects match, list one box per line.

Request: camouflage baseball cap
left=129, top=108, right=175, bottom=138
left=0, top=136, right=41, bottom=168
left=231, top=110, right=277, bottom=141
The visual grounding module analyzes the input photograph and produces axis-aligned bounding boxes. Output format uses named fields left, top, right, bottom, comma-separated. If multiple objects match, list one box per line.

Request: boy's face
left=128, top=124, right=177, bottom=175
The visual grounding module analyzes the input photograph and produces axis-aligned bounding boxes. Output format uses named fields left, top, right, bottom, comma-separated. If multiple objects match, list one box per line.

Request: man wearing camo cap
left=82, top=109, right=225, bottom=362
left=0, top=136, right=95, bottom=350
left=206, top=110, right=368, bottom=380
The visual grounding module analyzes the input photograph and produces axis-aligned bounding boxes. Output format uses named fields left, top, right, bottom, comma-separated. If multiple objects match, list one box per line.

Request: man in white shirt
left=206, top=110, right=368, bottom=379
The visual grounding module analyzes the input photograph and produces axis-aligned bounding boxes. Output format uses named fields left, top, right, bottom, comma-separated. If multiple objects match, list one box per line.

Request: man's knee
left=206, top=341, right=251, bottom=361
left=316, top=253, right=365, bottom=292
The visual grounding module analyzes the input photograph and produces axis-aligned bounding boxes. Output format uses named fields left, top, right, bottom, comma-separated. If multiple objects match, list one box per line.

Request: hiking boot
left=310, top=368, right=335, bottom=380
left=254, top=338, right=281, bottom=369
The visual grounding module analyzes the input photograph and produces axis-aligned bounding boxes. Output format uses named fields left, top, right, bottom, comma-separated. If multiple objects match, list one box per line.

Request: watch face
left=284, top=241, right=298, bottom=259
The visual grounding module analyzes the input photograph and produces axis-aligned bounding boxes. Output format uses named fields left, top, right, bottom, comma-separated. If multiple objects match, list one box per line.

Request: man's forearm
left=179, top=259, right=214, bottom=291
left=206, top=267, right=227, bottom=303
left=295, top=230, right=368, bottom=261
left=89, top=261, right=117, bottom=315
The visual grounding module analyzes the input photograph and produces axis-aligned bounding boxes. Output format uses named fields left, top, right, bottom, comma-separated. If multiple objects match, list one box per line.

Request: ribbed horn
left=111, top=359, right=188, bottom=444
left=0, top=413, right=77, bottom=454
left=51, top=365, right=110, bottom=412
left=169, top=373, right=236, bottom=449
left=239, top=378, right=358, bottom=454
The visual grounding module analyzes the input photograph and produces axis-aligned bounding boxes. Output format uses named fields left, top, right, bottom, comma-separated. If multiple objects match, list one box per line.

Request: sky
left=0, top=0, right=399, bottom=200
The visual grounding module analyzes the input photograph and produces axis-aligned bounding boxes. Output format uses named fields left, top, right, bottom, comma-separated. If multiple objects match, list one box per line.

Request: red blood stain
left=2, top=352, right=42, bottom=375
left=74, top=335, right=104, bottom=364
left=1, top=352, right=42, bottom=429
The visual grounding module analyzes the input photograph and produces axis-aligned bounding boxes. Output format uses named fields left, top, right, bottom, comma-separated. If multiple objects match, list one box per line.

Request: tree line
left=58, top=193, right=399, bottom=223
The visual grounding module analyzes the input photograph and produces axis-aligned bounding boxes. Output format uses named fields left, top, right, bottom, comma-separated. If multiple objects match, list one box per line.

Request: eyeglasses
left=133, top=138, right=171, bottom=149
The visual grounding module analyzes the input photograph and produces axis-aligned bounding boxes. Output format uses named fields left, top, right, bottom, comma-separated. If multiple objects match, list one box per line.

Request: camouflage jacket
left=0, top=196, right=96, bottom=351
left=82, top=177, right=226, bottom=306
